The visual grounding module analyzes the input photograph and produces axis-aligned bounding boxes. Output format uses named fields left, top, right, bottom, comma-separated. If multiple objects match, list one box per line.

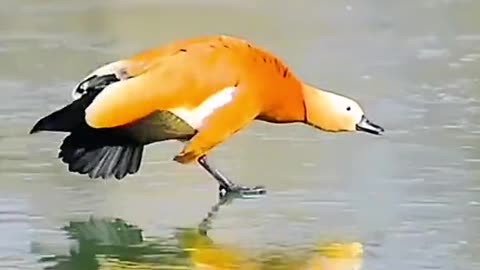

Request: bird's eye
left=346, top=106, right=351, bottom=111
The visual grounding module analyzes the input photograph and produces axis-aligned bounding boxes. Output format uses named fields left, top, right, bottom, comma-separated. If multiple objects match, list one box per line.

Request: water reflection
left=38, top=195, right=363, bottom=270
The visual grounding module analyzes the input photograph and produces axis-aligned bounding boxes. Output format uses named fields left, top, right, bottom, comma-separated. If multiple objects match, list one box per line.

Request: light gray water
left=1, top=0, right=479, bottom=269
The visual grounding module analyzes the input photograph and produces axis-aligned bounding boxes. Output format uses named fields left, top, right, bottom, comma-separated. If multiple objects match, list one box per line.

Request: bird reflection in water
left=38, top=194, right=363, bottom=270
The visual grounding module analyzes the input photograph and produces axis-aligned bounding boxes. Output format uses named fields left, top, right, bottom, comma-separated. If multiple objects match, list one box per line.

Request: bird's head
left=302, top=84, right=384, bottom=135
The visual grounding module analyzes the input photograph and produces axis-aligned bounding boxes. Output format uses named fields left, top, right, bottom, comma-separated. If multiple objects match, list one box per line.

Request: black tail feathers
left=30, top=93, right=96, bottom=134
left=59, top=132, right=144, bottom=180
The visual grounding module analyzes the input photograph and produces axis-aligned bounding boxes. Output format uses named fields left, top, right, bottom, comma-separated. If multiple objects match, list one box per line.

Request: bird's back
left=118, top=35, right=306, bottom=124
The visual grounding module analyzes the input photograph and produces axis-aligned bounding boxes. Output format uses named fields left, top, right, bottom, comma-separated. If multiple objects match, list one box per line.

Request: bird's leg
left=197, top=155, right=235, bottom=192
left=197, top=155, right=266, bottom=198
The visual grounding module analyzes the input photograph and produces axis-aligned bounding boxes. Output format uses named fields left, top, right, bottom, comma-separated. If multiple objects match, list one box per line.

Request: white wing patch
left=170, top=86, right=237, bottom=129
left=72, top=60, right=127, bottom=100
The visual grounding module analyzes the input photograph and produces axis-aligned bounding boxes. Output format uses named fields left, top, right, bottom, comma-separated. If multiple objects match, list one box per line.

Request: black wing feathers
left=30, top=74, right=144, bottom=180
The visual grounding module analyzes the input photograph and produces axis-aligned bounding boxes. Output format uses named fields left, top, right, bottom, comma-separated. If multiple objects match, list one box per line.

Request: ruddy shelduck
left=30, top=35, right=384, bottom=197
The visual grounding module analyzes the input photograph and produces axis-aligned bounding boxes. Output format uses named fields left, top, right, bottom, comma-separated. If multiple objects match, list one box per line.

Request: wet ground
left=1, top=0, right=479, bottom=269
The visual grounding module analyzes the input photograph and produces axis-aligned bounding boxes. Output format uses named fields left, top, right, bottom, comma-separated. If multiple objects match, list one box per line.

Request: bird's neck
left=256, top=80, right=307, bottom=124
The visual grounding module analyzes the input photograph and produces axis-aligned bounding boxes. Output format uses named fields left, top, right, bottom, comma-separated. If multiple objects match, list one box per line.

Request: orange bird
left=30, top=35, right=384, bottom=197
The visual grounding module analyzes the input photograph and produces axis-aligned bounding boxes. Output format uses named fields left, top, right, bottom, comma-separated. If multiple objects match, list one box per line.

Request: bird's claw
left=219, top=184, right=267, bottom=199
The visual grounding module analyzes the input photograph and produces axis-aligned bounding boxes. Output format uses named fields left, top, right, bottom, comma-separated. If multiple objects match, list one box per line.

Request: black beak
left=355, top=115, right=384, bottom=135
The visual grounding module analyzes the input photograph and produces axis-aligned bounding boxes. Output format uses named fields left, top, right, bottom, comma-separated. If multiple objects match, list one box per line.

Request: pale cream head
left=302, top=84, right=384, bottom=135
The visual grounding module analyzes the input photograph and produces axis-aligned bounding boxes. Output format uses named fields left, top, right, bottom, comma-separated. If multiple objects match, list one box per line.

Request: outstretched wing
left=82, top=44, right=263, bottom=163
left=83, top=41, right=244, bottom=130
left=84, top=59, right=186, bottom=128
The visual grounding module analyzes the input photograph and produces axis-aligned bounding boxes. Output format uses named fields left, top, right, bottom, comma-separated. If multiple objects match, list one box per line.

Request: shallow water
left=1, top=0, right=480, bottom=269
